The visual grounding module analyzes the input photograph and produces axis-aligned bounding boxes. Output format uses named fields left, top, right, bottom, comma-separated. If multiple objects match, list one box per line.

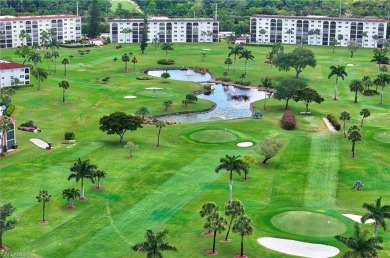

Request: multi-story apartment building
left=250, top=15, right=387, bottom=48
left=0, top=14, right=82, bottom=48
left=0, top=60, right=30, bottom=87
left=0, top=116, right=16, bottom=153
left=110, top=17, right=219, bottom=44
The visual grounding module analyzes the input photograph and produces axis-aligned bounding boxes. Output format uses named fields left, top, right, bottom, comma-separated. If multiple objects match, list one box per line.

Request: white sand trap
left=30, top=138, right=49, bottom=149
left=237, top=142, right=253, bottom=147
left=347, top=64, right=354, bottom=66
left=342, top=214, right=374, bottom=224
left=258, top=237, right=339, bottom=258
left=323, top=118, right=338, bottom=132
left=145, top=87, right=162, bottom=90
left=124, top=95, right=137, bottom=99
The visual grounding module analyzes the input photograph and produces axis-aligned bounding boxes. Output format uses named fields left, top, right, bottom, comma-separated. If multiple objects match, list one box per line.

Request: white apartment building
left=0, top=60, right=30, bottom=87
left=250, top=15, right=387, bottom=48
left=0, top=14, right=82, bottom=48
left=110, top=17, right=219, bottom=44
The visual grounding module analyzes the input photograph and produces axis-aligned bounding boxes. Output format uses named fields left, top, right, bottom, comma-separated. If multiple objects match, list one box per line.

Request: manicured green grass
left=0, top=41, right=389, bottom=258
left=189, top=129, right=237, bottom=143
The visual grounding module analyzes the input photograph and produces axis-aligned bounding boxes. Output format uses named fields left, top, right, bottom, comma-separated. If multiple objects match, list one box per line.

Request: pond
left=146, top=68, right=212, bottom=82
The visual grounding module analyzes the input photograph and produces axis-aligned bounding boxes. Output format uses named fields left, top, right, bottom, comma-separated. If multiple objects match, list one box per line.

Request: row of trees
left=227, top=44, right=254, bottom=74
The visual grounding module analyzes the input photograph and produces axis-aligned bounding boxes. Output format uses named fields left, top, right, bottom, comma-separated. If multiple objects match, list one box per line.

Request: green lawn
left=110, top=0, right=142, bottom=13
left=0, top=41, right=389, bottom=258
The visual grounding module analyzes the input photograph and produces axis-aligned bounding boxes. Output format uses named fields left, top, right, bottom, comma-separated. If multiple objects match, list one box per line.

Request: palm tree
left=361, top=197, right=390, bottom=239
left=335, top=223, right=383, bottom=257
left=122, top=54, right=130, bottom=73
left=308, top=29, right=315, bottom=45
left=52, top=51, right=59, bottom=73
left=44, top=52, right=52, bottom=69
left=27, top=52, right=42, bottom=68
left=348, top=125, right=361, bottom=158
left=362, top=76, right=373, bottom=91
left=376, top=73, right=390, bottom=104
left=131, top=56, right=137, bottom=72
left=215, top=155, right=248, bottom=203
left=260, top=77, right=273, bottom=110
left=135, top=107, right=150, bottom=120
left=58, top=80, right=70, bottom=103
left=36, top=190, right=51, bottom=223
left=161, top=42, right=174, bottom=61
left=132, top=229, right=177, bottom=258
left=313, top=29, right=321, bottom=44
left=239, top=49, right=254, bottom=74
left=205, top=211, right=227, bottom=254
left=330, top=38, right=338, bottom=53
left=154, top=119, right=166, bottom=147
left=200, top=202, right=219, bottom=235
left=228, top=44, right=243, bottom=72
left=339, top=111, right=351, bottom=138
left=371, top=49, right=389, bottom=75
left=224, top=57, right=233, bottom=72
left=349, top=79, right=364, bottom=103
left=67, top=158, right=97, bottom=200
left=182, top=98, right=190, bottom=107
left=162, top=100, right=172, bottom=111
left=62, top=188, right=80, bottom=208
left=31, top=67, right=48, bottom=91
left=61, top=58, right=69, bottom=76
left=360, top=108, right=371, bottom=127
left=121, top=28, right=132, bottom=43
left=259, top=29, right=267, bottom=43
left=361, top=31, right=368, bottom=47
left=328, top=65, right=348, bottom=100
left=224, top=200, right=245, bottom=241
left=93, top=170, right=107, bottom=189
left=46, top=38, right=59, bottom=55
left=0, top=116, right=10, bottom=153
left=338, top=34, right=344, bottom=46
left=232, top=215, right=254, bottom=257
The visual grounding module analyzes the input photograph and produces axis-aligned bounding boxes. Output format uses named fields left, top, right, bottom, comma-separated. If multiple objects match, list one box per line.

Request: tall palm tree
left=58, top=80, right=70, bottom=103
left=328, top=65, right=348, bottom=100
left=93, top=170, right=107, bottom=189
left=205, top=211, right=227, bottom=253
left=336, top=223, right=383, bottom=257
left=162, top=100, right=172, bottom=111
left=376, top=73, right=390, bottom=104
left=122, top=54, right=130, bottom=73
left=44, top=52, right=52, bottom=69
left=228, top=44, right=243, bottom=72
left=285, top=28, right=294, bottom=44
left=349, top=79, right=364, bottom=103
left=121, top=28, right=132, bottom=43
left=371, top=49, right=389, bottom=75
left=361, top=197, right=390, bottom=239
left=27, top=52, right=42, bottom=68
left=361, top=31, right=368, bottom=48
left=339, top=111, right=351, bottom=138
left=67, top=158, right=97, bottom=200
left=224, top=57, right=233, bottom=72
left=61, top=58, right=69, bottom=76
left=62, top=188, right=80, bottom=207
left=360, top=108, right=371, bottom=127
left=36, top=190, right=51, bottom=223
left=135, top=107, right=150, bottom=120
left=362, top=76, right=372, bottom=91
left=46, top=38, right=59, bottom=55
left=313, top=28, right=321, bottom=44
left=260, top=77, right=273, bottom=110
left=132, top=229, right=177, bottom=258
left=239, top=49, right=254, bottom=74
left=31, top=67, right=48, bottom=91
left=224, top=200, right=245, bottom=241
left=0, top=116, right=10, bottom=153
left=215, top=155, right=248, bottom=203
left=52, top=50, right=59, bottom=73
left=131, top=56, right=137, bottom=71
left=308, top=29, right=315, bottom=45
left=200, top=202, right=219, bottom=234
left=154, top=120, right=166, bottom=147
left=348, top=125, right=361, bottom=158
left=161, top=42, right=174, bottom=61
left=232, top=215, right=254, bottom=257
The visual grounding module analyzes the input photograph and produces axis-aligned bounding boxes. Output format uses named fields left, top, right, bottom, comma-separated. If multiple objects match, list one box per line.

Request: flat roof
left=0, top=14, right=81, bottom=22
left=110, top=17, right=218, bottom=23
left=251, top=14, right=388, bottom=23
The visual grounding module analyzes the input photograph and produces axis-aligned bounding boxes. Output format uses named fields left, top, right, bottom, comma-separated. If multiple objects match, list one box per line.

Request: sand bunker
left=237, top=142, right=253, bottom=147
left=124, top=95, right=137, bottom=99
left=30, top=138, right=49, bottom=149
left=323, top=118, right=338, bottom=132
left=347, top=64, right=354, bottom=66
left=342, top=214, right=374, bottom=224
left=145, top=87, right=162, bottom=90
left=258, top=237, right=339, bottom=258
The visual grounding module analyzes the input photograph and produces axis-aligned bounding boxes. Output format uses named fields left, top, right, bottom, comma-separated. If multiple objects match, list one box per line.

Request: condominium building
left=250, top=15, right=387, bottom=48
left=110, top=17, right=219, bottom=44
left=0, top=14, right=82, bottom=48
left=0, top=116, right=16, bottom=153
left=0, top=60, right=30, bottom=87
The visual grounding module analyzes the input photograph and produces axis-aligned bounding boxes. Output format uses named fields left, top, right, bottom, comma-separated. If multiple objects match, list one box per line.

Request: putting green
left=190, top=129, right=237, bottom=143
left=373, top=130, right=390, bottom=143
left=137, top=90, right=177, bottom=98
left=271, top=211, right=346, bottom=237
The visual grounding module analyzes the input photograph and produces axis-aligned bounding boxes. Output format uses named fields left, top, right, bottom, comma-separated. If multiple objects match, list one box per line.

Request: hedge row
left=5, top=104, right=15, bottom=116
left=281, top=110, right=296, bottom=130
left=59, top=44, right=95, bottom=48
left=157, top=59, right=175, bottom=65
left=327, top=114, right=341, bottom=131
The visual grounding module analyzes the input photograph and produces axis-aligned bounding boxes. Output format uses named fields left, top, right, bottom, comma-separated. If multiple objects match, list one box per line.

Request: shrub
left=157, top=59, right=175, bottom=65
left=363, top=89, right=378, bottom=96
left=2, top=146, right=7, bottom=153
left=192, top=66, right=207, bottom=74
left=252, top=110, right=263, bottom=119
left=136, top=76, right=153, bottom=80
left=115, top=45, right=123, bottom=49
left=281, top=110, right=296, bottom=130
left=353, top=180, right=363, bottom=191
left=326, top=114, right=341, bottom=131
left=215, top=77, right=231, bottom=82
left=64, top=132, right=75, bottom=140
left=203, top=84, right=212, bottom=91
left=5, top=104, right=15, bottom=116
left=12, top=144, right=18, bottom=149
left=59, top=44, right=95, bottom=48
left=20, top=120, right=35, bottom=127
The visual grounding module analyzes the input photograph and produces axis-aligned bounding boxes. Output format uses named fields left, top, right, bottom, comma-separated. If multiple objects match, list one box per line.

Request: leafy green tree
left=161, top=42, right=174, bottom=61
left=36, top=190, right=51, bottom=223
left=228, top=44, right=243, bottom=72
left=0, top=116, right=10, bottom=153
left=131, top=57, right=137, bottom=71
left=204, top=211, right=227, bottom=254
left=224, top=57, right=233, bottom=72
left=182, top=98, right=190, bottom=107
left=256, top=137, right=283, bottom=164
left=232, top=215, right=254, bottom=258
left=132, top=229, right=177, bottom=257
left=0, top=203, right=17, bottom=248
left=162, top=100, right=173, bottom=111
left=31, top=67, right=48, bottom=91
left=360, top=108, right=371, bottom=127
left=52, top=50, right=59, bottom=73
left=242, top=154, right=256, bottom=180
left=215, top=155, right=248, bottom=203
left=88, top=0, right=100, bottom=38
left=161, top=72, right=171, bottom=81
left=124, top=141, right=139, bottom=158
left=154, top=119, right=166, bottom=147
left=340, top=111, right=351, bottom=138
left=185, top=94, right=197, bottom=103
left=273, top=47, right=316, bottom=78
left=135, top=107, right=150, bottom=120
left=328, top=65, right=348, bottom=100
left=58, top=80, right=70, bottom=103
left=224, top=200, right=245, bottom=241
left=93, top=170, right=107, bottom=189
left=61, top=58, right=69, bottom=76
left=140, top=17, right=148, bottom=54
left=200, top=202, right=219, bottom=234
left=27, top=52, right=42, bottom=67
left=293, top=87, right=324, bottom=112
left=0, top=88, right=15, bottom=107
left=239, top=49, right=254, bottom=74
left=99, top=112, right=143, bottom=143
left=18, top=29, right=29, bottom=44
left=273, top=78, right=307, bottom=109
left=371, top=49, right=389, bottom=76
left=336, top=223, right=383, bottom=257
left=361, top=197, right=390, bottom=239
left=347, top=40, right=359, bottom=58
left=62, top=188, right=80, bottom=208
left=330, top=38, right=338, bottom=53
left=349, top=79, right=364, bottom=103
left=68, top=158, right=97, bottom=200
left=122, top=54, right=130, bottom=73
left=348, top=125, right=362, bottom=158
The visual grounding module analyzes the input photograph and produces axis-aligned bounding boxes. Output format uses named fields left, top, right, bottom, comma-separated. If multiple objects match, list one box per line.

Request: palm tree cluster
left=227, top=44, right=254, bottom=74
